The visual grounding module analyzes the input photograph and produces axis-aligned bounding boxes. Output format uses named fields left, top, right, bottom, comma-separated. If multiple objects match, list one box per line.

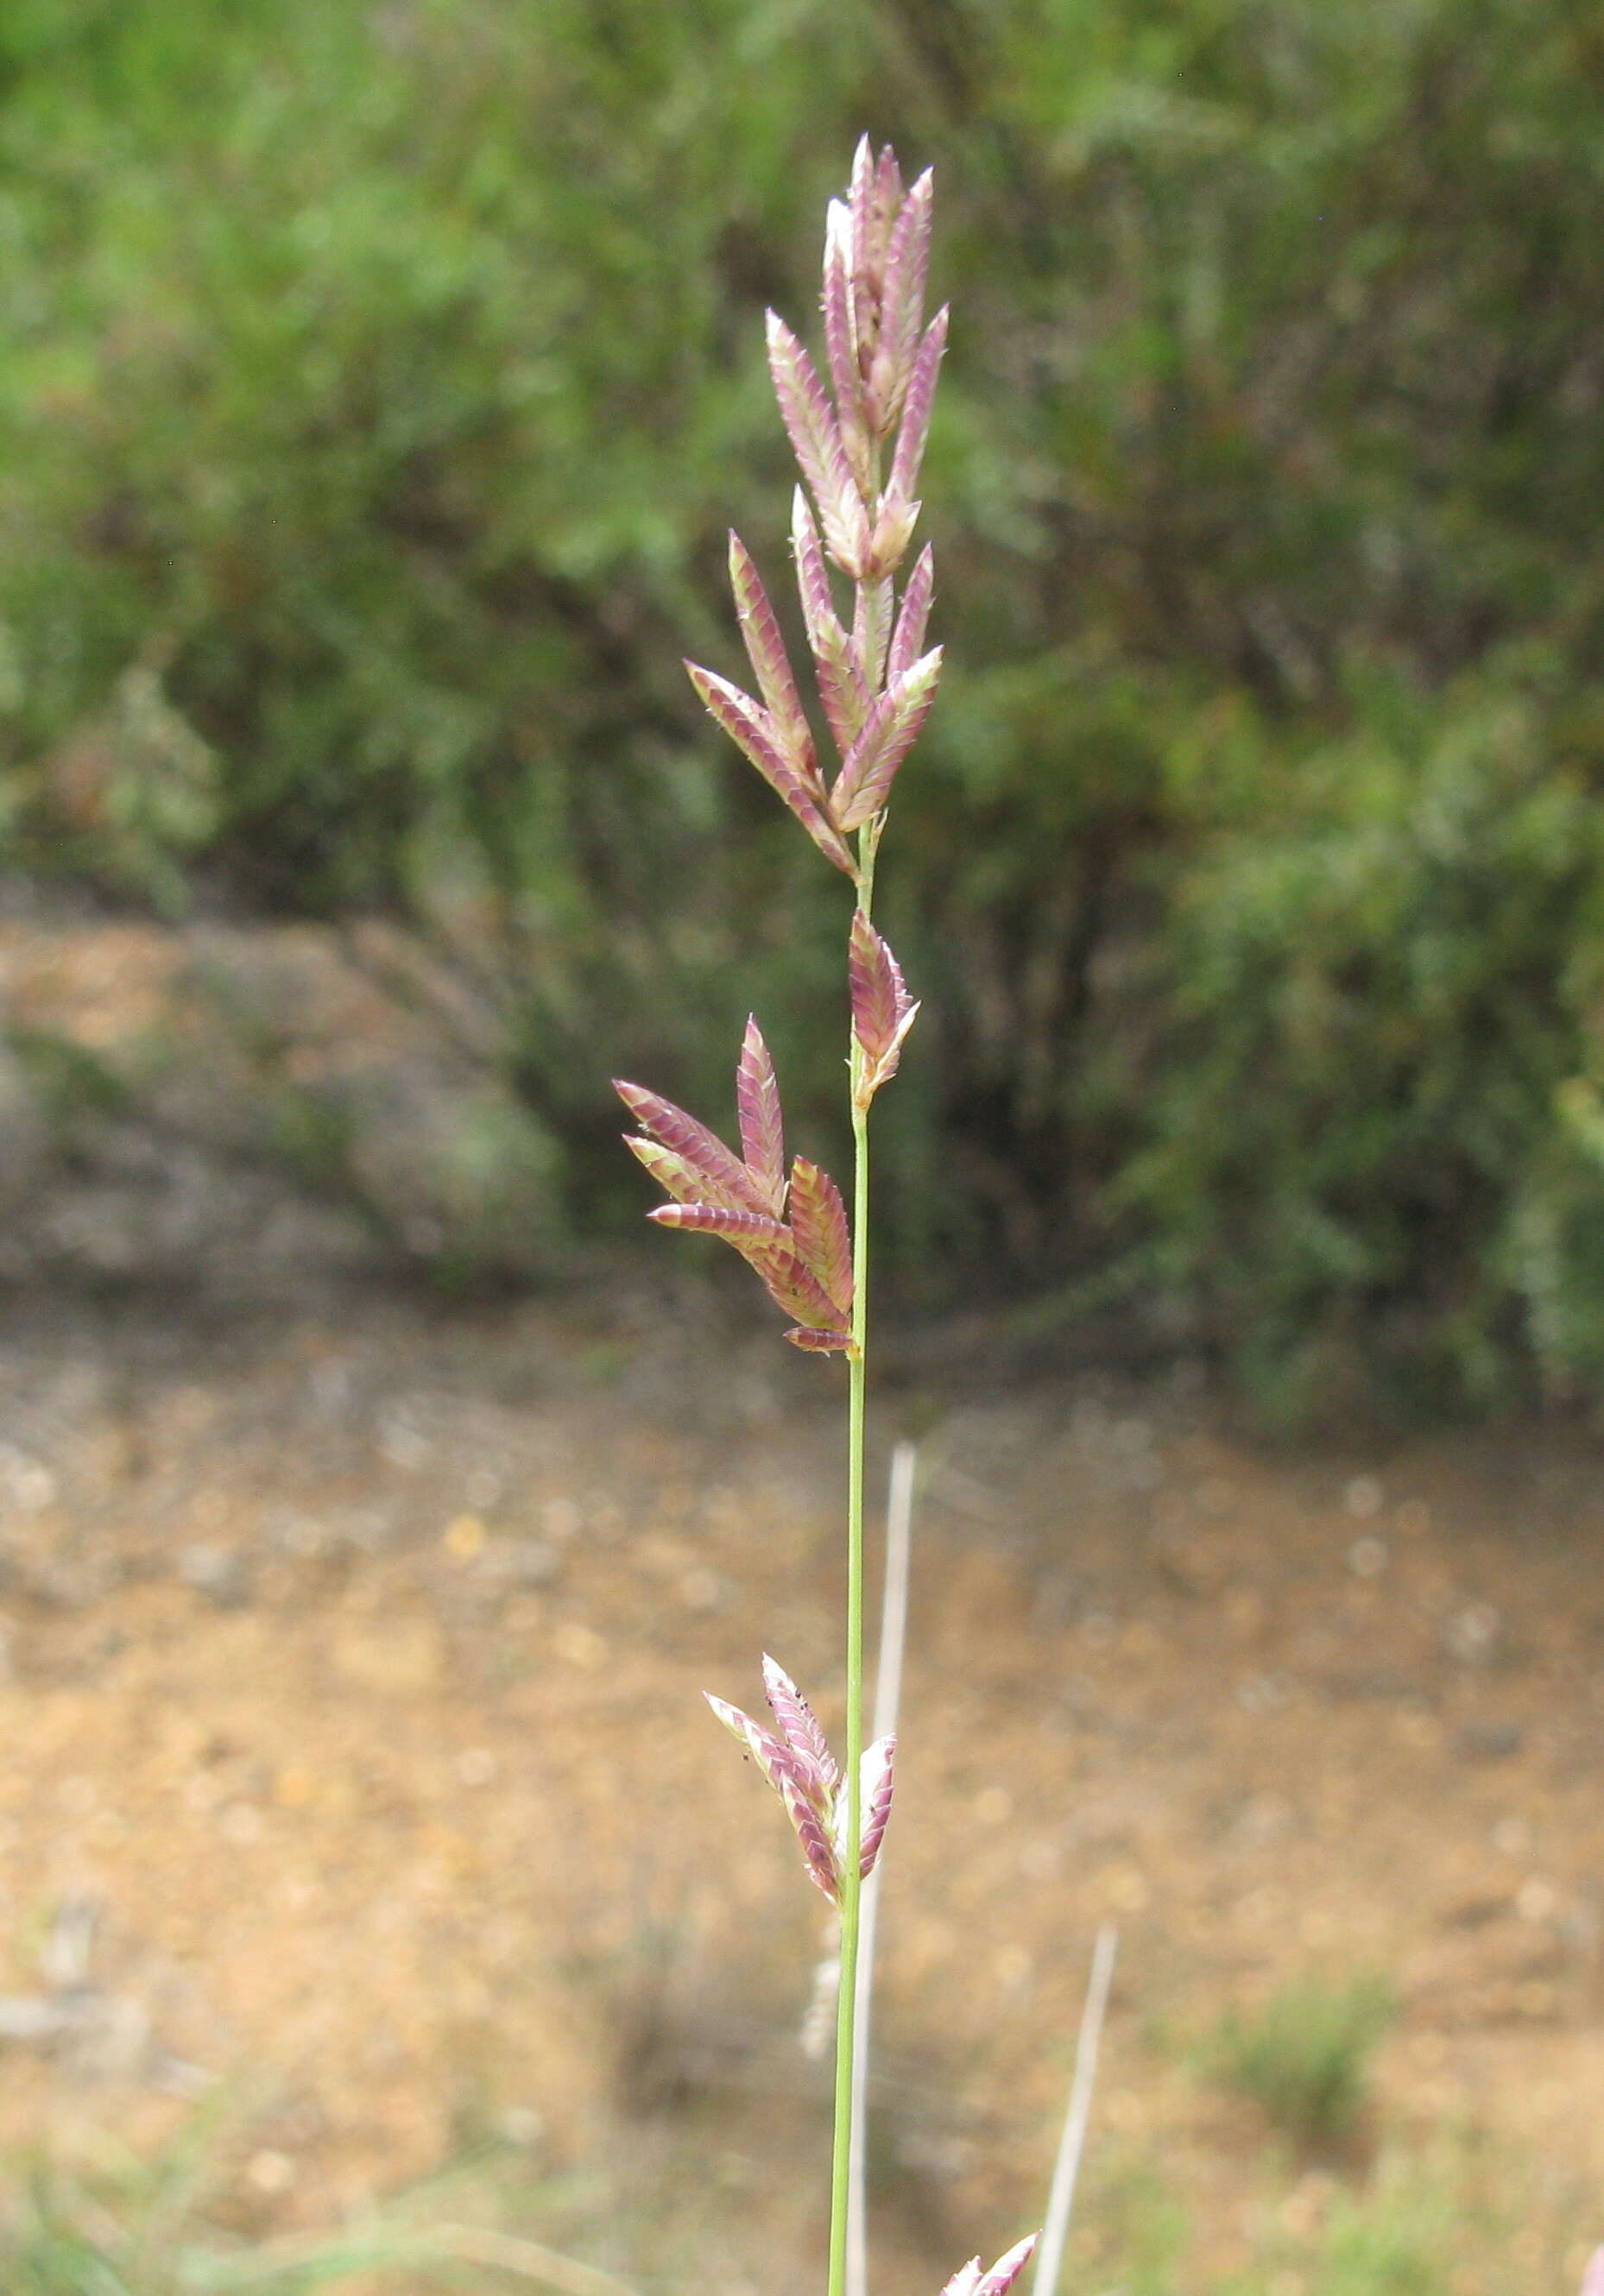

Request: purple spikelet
left=685, top=660, right=856, bottom=876
left=704, top=1658, right=895, bottom=1904
left=849, top=911, right=920, bottom=1105
left=856, top=1733, right=896, bottom=1879
left=887, top=546, right=935, bottom=684
left=787, top=1155, right=854, bottom=1321
left=736, top=1017, right=786, bottom=1217
left=832, top=648, right=944, bottom=830
left=728, top=533, right=817, bottom=785
left=941, top=2236, right=1040, bottom=2296
left=761, top=1653, right=839, bottom=1796
left=620, top=1032, right=853, bottom=1351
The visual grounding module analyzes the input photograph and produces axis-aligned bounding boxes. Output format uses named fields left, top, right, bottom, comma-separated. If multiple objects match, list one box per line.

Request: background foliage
left=4, top=0, right=1604, bottom=1411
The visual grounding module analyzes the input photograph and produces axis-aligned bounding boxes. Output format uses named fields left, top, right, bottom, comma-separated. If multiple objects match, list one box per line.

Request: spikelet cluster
left=622, top=138, right=1041, bottom=2294
left=705, top=1656, right=894, bottom=1905
left=685, top=137, right=945, bottom=881
left=615, top=1020, right=853, bottom=1353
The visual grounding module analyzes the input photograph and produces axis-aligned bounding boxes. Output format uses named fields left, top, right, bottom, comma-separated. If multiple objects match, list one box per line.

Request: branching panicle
left=628, top=140, right=1039, bottom=2296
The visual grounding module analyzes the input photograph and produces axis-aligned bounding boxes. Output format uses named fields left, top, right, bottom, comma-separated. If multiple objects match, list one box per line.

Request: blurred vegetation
left=4, top=0, right=1604, bottom=1410
left=1200, top=1971, right=1394, bottom=2152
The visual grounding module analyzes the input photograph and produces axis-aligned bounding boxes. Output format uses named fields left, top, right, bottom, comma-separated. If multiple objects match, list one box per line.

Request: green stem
left=827, top=825, right=878, bottom=2296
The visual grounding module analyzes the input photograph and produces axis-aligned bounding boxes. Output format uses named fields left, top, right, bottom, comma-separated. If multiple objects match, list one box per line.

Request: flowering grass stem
left=848, top=1439, right=917, bottom=2296
left=830, top=841, right=876, bottom=2296
left=617, top=138, right=1039, bottom=2296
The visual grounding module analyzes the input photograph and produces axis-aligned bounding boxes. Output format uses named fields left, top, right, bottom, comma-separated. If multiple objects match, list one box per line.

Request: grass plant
left=615, top=140, right=1036, bottom=2296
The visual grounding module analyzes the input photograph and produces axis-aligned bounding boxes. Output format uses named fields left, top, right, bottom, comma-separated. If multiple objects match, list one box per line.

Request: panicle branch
left=616, top=1025, right=852, bottom=1352
left=625, top=138, right=1040, bottom=2296
left=704, top=1657, right=894, bottom=1904
left=681, top=141, right=949, bottom=885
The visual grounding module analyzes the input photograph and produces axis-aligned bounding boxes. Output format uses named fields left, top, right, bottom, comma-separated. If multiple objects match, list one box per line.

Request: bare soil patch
left=0, top=1277, right=1600, bottom=2286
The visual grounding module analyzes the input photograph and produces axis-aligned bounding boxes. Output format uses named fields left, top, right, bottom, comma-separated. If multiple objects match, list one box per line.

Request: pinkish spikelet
left=685, top=660, right=856, bottom=875
left=792, top=489, right=872, bottom=754
left=886, top=306, right=948, bottom=517
left=823, top=203, right=872, bottom=495
left=787, top=1156, right=854, bottom=1320
left=761, top=1654, right=840, bottom=1799
left=817, top=643, right=873, bottom=759
left=887, top=546, right=935, bottom=684
left=874, top=167, right=933, bottom=430
left=781, top=1771, right=843, bottom=1902
left=832, top=647, right=944, bottom=830
left=862, top=146, right=905, bottom=307
left=849, top=911, right=919, bottom=1103
left=856, top=1733, right=895, bottom=1878
left=791, top=488, right=843, bottom=654
left=973, top=2235, right=1039, bottom=2296
left=730, top=1227, right=846, bottom=1331
left=615, top=1080, right=770, bottom=1216
left=785, top=1324, right=853, bottom=1354
left=727, top=533, right=818, bottom=786
left=766, top=313, right=869, bottom=577
left=847, top=137, right=881, bottom=360
left=647, top=1203, right=793, bottom=1250
left=704, top=1691, right=794, bottom=1791
left=1582, top=2249, right=1604, bottom=2296
left=868, top=171, right=931, bottom=436
left=736, top=1017, right=786, bottom=1216
left=622, top=1135, right=705, bottom=1206
left=852, top=572, right=895, bottom=690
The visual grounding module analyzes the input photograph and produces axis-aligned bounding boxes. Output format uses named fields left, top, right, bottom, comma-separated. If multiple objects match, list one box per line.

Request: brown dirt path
left=0, top=1284, right=1600, bottom=2285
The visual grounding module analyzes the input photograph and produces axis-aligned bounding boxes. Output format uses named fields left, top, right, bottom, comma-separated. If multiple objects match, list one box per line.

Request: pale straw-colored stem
left=845, top=1438, right=917, bottom=2296
left=1032, top=1925, right=1120, bottom=2296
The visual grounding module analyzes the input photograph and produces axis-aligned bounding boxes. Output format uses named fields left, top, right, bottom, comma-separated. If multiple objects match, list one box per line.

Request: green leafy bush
left=4, top=0, right=1604, bottom=1403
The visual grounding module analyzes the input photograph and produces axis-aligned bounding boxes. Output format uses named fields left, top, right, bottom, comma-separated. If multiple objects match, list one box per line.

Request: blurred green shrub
left=4, top=0, right=1604, bottom=1406
left=1202, top=1971, right=1394, bottom=2152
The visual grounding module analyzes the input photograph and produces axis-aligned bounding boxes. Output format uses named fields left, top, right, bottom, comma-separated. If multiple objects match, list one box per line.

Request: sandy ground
left=0, top=1276, right=1601, bottom=2288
